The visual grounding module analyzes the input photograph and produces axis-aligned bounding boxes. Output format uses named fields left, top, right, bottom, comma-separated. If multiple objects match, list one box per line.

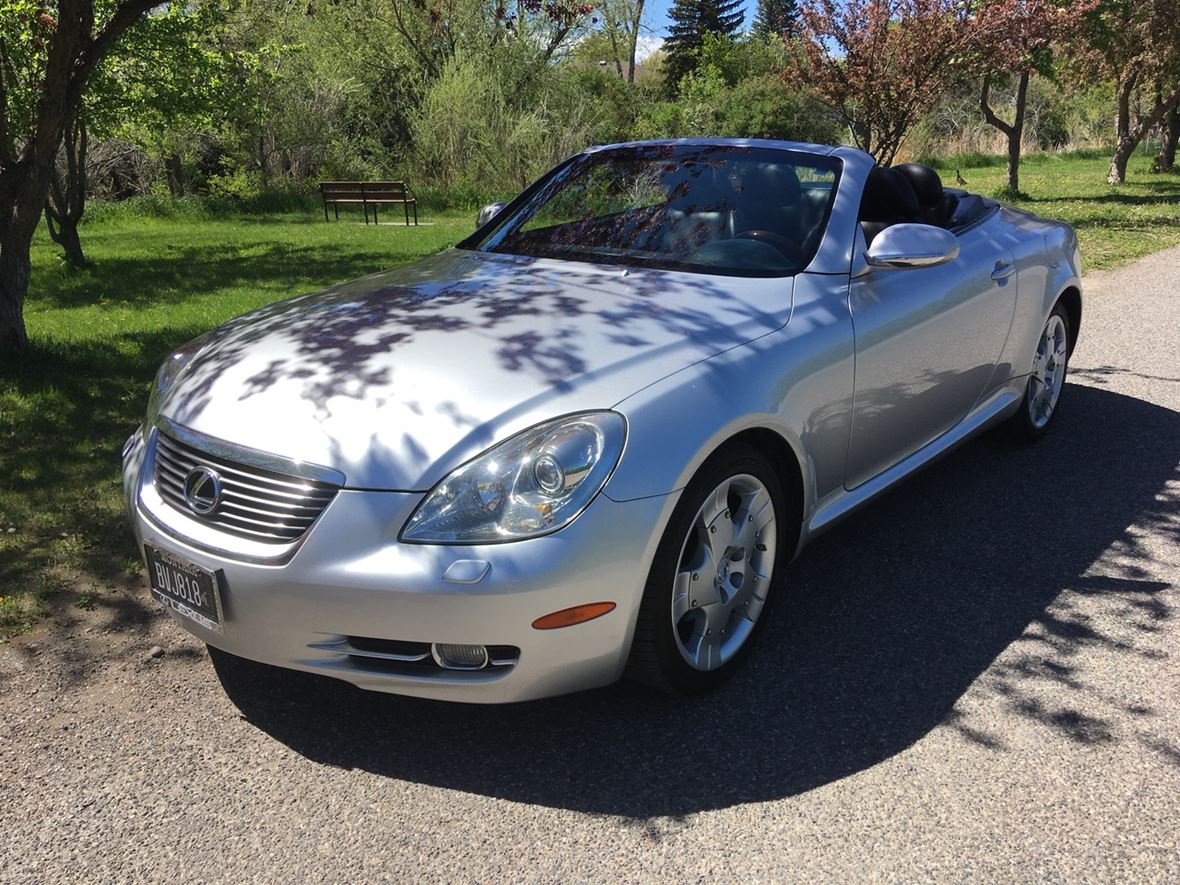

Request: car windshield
left=467, top=144, right=841, bottom=277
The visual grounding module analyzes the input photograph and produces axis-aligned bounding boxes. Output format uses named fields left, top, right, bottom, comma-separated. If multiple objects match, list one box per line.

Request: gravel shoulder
left=2, top=248, right=1178, bottom=882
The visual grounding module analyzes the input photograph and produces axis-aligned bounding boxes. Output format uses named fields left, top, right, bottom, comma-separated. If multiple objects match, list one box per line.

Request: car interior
left=485, top=153, right=996, bottom=275
left=858, top=163, right=995, bottom=246
left=656, top=162, right=833, bottom=269
left=491, top=154, right=841, bottom=275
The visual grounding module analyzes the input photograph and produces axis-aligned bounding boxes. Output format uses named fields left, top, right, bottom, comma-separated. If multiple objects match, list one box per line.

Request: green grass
left=926, top=153, right=1180, bottom=270
left=0, top=208, right=470, bottom=637
left=2, top=151, right=1178, bottom=637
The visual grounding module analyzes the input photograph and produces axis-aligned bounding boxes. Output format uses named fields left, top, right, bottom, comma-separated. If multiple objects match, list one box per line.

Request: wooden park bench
left=319, top=181, right=418, bottom=226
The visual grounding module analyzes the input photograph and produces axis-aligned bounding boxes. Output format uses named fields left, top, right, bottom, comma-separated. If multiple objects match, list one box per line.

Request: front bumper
left=123, top=428, right=671, bottom=703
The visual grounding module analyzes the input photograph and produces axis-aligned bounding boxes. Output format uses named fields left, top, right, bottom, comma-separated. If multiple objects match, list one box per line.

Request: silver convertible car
left=122, top=139, right=1081, bottom=702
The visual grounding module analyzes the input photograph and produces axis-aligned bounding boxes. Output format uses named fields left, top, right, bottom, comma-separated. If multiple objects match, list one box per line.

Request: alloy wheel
left=670, top=473, right=778, bottom=671
left=1028, top=313, right=1069, bottom=429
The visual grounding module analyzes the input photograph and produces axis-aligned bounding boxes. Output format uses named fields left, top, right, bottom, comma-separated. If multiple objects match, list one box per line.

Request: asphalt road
left=2, top=247, right=1178, bottom=882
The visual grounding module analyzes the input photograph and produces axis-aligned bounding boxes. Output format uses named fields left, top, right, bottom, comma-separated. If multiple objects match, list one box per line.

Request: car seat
left=858, top=167, right=923, bottom=245
left=894, top=163, right=958, bottom=228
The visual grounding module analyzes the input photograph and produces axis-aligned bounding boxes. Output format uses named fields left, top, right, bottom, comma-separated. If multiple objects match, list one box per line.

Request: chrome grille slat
left=157, top=437, right=334, bottom=498
left=156, top=437, right=332, bottom=495
left=156, top=486, right=302, bottom=540
left=154, top=428, right=340, bottom=544
left=216, top=499, right=319, bottom=522
left=156, top=460, right=322, bottom=519
left=158, top=466, right=323, bottom=516
left=156, top=454, right=333, bottom=507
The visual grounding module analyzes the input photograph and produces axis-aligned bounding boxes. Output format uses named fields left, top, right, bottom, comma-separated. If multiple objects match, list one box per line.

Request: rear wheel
left=1007, top=302, right=1072, bottom=441
left=626, top=443, right=788, bottom=695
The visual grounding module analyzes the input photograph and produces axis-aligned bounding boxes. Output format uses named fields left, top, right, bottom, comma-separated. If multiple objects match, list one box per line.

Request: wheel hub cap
left=671, top=474, right=778, bottom=671
left=1028, top=314, right=1068, bottom=429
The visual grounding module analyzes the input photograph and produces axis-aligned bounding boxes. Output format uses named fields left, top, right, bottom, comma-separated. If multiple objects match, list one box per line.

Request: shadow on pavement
left=213, top=383, right=1179, bottom=817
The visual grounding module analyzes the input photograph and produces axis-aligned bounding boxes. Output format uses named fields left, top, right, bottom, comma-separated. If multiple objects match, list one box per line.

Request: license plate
left=145, top=544, right=223, bottom=633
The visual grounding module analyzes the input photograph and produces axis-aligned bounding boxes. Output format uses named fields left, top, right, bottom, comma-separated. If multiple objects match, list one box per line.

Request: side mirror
left=865, top=223, right=960, bottom=269
left=476, top=202, right=507, bottom=230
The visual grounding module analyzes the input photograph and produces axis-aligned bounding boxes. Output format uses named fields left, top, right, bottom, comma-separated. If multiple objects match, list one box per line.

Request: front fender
left=604, top=272, right=857, bottom=538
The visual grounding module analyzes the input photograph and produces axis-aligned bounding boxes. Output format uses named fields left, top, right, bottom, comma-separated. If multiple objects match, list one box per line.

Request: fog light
left=431, top=643, right=489, bottom=670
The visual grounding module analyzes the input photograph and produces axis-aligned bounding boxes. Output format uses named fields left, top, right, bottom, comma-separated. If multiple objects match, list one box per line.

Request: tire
left=626, top=442, right=790, bottom=695
left=1006, top=301, right=1072, bottom=442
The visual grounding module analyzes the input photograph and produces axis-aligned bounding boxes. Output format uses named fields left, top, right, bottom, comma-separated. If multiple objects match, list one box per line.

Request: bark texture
left=1107, top=78, right=1180, bottom=184
left=45, top=116, right=89, bottom=267
left=1154, top=104, right=1180, bottom=172
left=979, top=70, right=1030, bottom=194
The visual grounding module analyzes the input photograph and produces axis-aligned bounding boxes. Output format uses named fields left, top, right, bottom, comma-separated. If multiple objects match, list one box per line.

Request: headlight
left=401, top=412, right=626, bottom=544
left=144, top=333, right=213, bottom=427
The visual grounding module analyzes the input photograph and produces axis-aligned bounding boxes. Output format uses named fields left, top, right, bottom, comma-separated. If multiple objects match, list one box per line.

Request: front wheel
left=1006, top=302, right=1072, bottom=441
left=626, top=443, right=788, bottom=695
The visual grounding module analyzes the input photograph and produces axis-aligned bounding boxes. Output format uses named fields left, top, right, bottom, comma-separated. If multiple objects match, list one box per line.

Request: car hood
left=161, top=248, right=793, bottom=490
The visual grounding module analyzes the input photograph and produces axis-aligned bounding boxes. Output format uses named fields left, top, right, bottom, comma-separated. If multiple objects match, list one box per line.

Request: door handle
left=991, top=261, right=1016, bottom=281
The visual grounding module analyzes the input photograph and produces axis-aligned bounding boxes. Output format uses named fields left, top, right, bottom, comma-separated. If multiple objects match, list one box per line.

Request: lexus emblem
left=183, top=466, right=223, bottom=516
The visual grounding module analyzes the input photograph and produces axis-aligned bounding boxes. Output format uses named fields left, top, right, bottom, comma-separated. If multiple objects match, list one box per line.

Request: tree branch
left=71, top=0, right=168, bottom=104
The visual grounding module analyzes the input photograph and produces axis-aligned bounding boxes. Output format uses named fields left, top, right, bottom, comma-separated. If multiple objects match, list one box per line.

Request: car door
left=845, top=215, right=1018, bottom=489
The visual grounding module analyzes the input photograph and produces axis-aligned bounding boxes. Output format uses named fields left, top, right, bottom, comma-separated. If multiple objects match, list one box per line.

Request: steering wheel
left=734, top=230, right=806, bottom=266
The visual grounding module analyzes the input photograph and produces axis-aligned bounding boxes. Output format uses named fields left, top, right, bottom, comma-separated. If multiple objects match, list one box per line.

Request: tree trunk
left=979, top=72, right=1026, bottom=194
left=1107, top=76, right=1135, bottom=184
left=627, top=0, right=645, bottom=84
left=1154, top=104, right=1180, bottom=172
left=1006, top=70, right=1029, bottom=194
left=0, top=236, right=33, bottom=351
left=601, top=2, right=626, bottom=78
left=45, top=210, right=86, bottom=267
left=1108, top=138, right=1136, bottom=184
left=1108, top=82, right=1180, bottom=184
left=45, top=115, right=88, bottom=267
left=164, top=153, right=185, bottom=197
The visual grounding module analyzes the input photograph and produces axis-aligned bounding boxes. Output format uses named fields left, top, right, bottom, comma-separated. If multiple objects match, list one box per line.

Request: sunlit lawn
left=3, top=150, right=1179, bottom=636
left=930, top=151, right=1180, bottom=270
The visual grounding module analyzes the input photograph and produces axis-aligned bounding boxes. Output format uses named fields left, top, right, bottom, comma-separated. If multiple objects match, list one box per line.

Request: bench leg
left=404, top=202, right=409, bottom=226
left=323, top=199, right=329, bottom=222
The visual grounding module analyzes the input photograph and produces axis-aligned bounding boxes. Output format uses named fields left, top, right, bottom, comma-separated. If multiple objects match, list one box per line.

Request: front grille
left=154, top=431, right=340, bottom=544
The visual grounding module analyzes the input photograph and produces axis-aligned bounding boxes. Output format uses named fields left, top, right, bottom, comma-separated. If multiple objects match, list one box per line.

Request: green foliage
left=752, top=0, right=799, bottom=38
left=918, top=151, right=1007, bottom=170
left=410, top=51, right=604, bottom=192
left=633, top=36, right=841, bottom=145
left=663, top=0, right=747, bottom=93
left=206, top=164, right=265, bottom=202
left=11, top=0, right=1146, bottom=214
left=905, top=71, right=1116, bottom=165
left=93, top=2, right=236, bottom=137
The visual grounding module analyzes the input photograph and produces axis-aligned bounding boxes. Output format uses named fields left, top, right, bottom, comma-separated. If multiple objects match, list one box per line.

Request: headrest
left=893, top=163, right=945, bottom=209
left=859, top=167, right=921, bottom=222
left=662, top=163, right=735, bottom=211
left=736, top=162, right=802, bottom=204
